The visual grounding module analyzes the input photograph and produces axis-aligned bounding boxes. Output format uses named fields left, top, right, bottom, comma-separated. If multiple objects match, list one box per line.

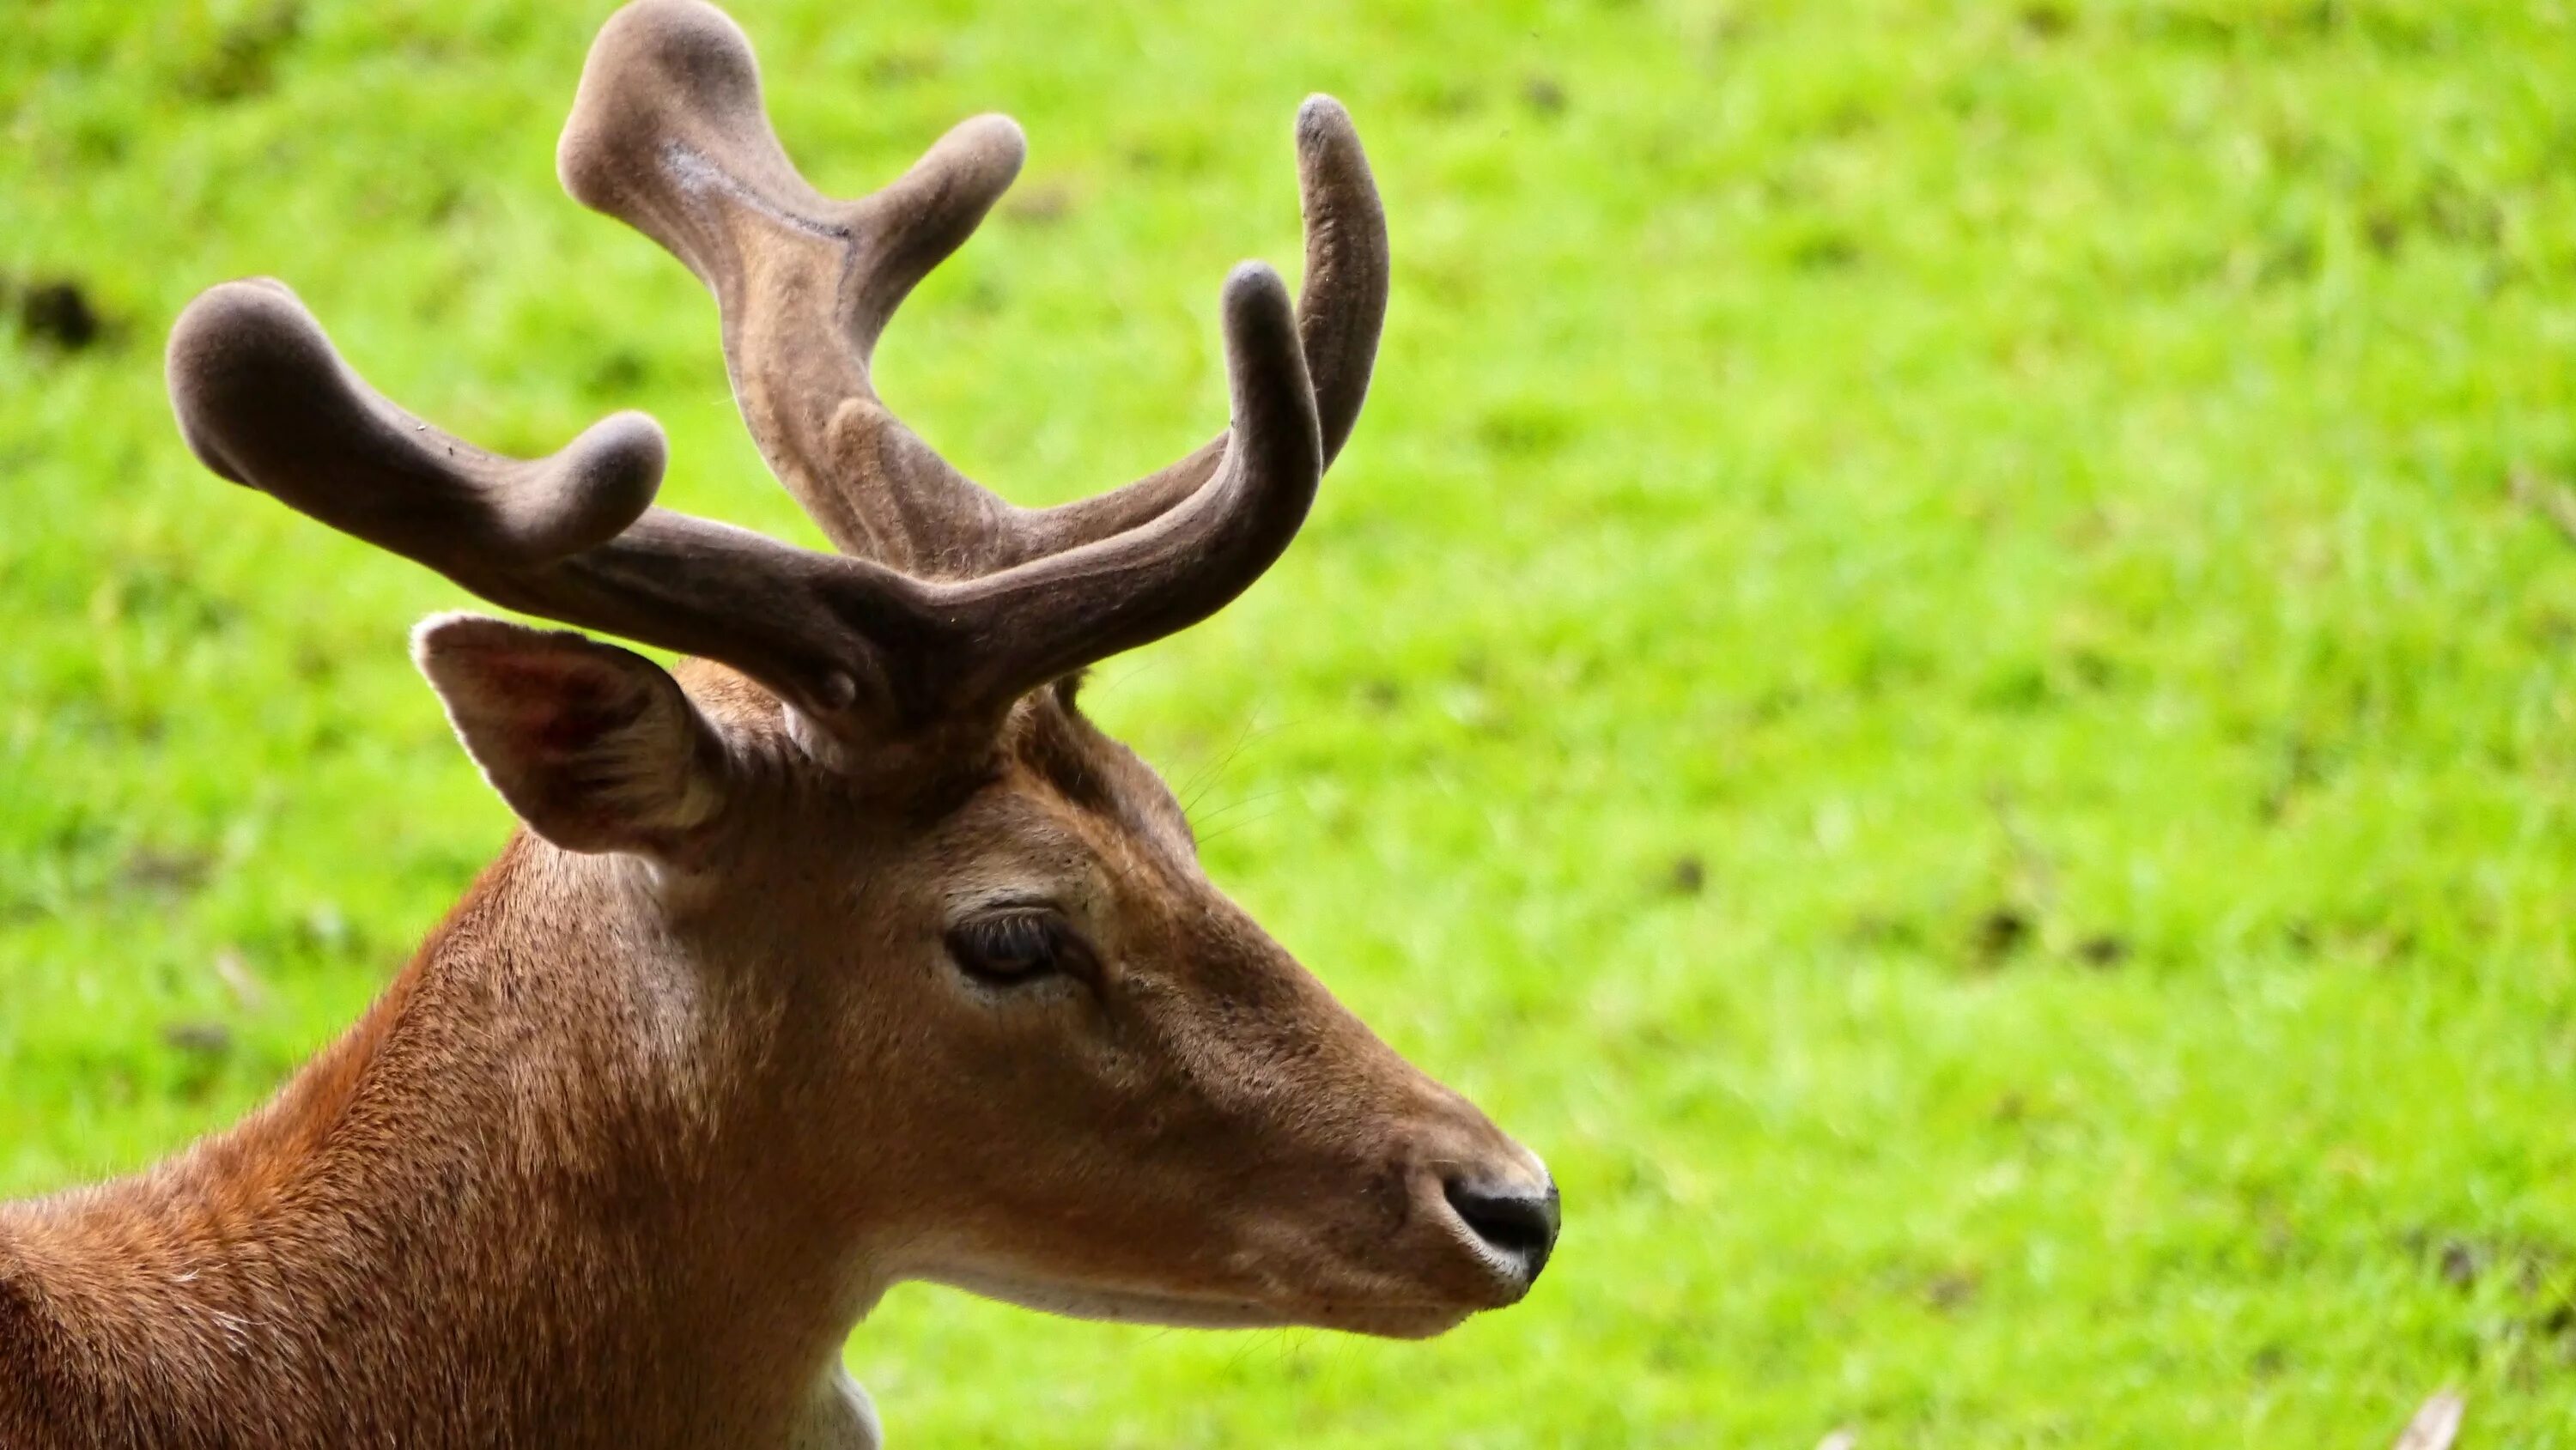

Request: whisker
left=1188, top=786, right=1295, bottom=831
left=1192, top=808, right=1281, bottom=847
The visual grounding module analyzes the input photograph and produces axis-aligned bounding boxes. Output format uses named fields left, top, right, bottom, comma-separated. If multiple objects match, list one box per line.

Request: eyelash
left=945, top=910, right=1088, bottom=986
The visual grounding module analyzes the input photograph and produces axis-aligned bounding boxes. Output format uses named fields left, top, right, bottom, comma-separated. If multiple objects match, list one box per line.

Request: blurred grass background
left=7, top=0, right=2576, bottom=1443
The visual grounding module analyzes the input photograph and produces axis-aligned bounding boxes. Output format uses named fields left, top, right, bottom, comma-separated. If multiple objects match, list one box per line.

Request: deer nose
left=1442, top=1173, right=1560, bottom=1286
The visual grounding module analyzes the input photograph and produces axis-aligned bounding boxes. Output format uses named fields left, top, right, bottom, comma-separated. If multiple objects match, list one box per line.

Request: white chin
left=923, top=1267, right=1474, bottom=1339
left=928, top=1268, right=1294, bottom=1329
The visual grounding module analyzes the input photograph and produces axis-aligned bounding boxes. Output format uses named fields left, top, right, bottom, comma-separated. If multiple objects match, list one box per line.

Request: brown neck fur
left=0, top=834, right=865, bottom=1450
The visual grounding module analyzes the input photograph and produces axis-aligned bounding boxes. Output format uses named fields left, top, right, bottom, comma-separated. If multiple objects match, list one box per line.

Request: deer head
left=162, top=0, right=1554, bottom=1350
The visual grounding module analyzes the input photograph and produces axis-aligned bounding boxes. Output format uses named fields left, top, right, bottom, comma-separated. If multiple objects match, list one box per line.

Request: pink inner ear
left=416, top=618, right=722, bottom=853
left=454, top=649, right=650, bottom=760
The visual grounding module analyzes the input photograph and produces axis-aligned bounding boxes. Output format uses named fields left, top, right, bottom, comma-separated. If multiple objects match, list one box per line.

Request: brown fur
left=0, top=671, right=1547, bottom=1448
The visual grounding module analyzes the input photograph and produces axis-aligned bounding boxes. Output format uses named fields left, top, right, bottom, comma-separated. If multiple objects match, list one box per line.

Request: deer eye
left=946, top=909, right=1087, bottom=986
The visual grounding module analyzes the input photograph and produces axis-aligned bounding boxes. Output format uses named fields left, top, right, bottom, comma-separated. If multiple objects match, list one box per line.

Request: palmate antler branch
left=166, top=0, right=1384, bottom=737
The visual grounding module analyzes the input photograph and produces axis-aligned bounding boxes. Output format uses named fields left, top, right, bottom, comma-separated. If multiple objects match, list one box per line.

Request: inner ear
left=413, top=612, right=734, bottom=858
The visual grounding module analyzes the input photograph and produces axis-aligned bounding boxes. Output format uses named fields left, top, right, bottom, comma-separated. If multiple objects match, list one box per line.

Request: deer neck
left=1, top=833, right=886, bottom=1449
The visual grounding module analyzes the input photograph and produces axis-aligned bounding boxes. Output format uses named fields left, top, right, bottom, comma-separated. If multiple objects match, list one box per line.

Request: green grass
left=8, top=0, right=2576, bottom=1442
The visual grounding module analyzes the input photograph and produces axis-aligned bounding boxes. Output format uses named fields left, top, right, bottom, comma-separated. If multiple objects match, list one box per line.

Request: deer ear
left=413, top=613, right=732, bottom=857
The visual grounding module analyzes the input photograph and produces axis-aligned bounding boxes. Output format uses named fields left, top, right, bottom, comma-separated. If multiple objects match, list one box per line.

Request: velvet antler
left=167, top=0, right=1383, bottom=737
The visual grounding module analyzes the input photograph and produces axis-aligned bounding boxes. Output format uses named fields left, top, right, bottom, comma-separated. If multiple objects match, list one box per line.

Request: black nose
left=1443, top=1175, right=1561, bottom=1284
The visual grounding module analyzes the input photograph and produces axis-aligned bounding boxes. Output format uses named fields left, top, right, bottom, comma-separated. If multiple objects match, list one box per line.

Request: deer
left=0, top=3, right=1558, bottom=1446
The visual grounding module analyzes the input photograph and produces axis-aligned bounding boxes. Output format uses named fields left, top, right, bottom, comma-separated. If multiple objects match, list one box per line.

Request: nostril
left=1442, top=1176, right=1562, bottom=1283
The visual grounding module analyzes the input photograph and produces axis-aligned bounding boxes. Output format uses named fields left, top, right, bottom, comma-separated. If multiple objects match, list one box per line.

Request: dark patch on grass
left=1522, top=76, right=1567, bottom=117
left=2018, top=2, right=2075, bottom=39
left=1849, top=912, right=1928, bottom=954
left=2285, top=914, right=2416, bottom=967
left=2421, top=178, right=2506, bottom=249
left=290, top=641, right=342, bottom=683
left=1476, top=401, right=1580, bottom=459
left=1748, top=686, right=1804, bottom=724
left=1121, top=133, right=1219, bottom=177
left=161, top=1020, right=236, bottom=1102
left=1924, top=1268, right=1980, bottom=1313
left=1818, top=100, right=1877, bottom=139
left=1003, top=180, right=1077, bottom=226
left=864, top=48, right=941, bottom=85
left=2516, top=602, right=2576, bottom=648
left=1786, top=228, right=1862, bottom=272
left=588, top=349, right=650, bottom=396
left=1973, top=663, right=2055, bottom=714
left=1402, top=80, right=1484, bottom=119
left=2075, top=933, right=2129, bottom=968
left=2132, top=3, right=2441, bottom=54
left=161, top=1019, right=234, bottom=1059
left=229, top=901, right=369, bottom=966
left=2364, top=207, right=2405, bottom=256
left=1974, top=907, right=2032, bottom=964
left=1850, top=635, right=1938, bottom=697
left=2413, top=1231, right=2576, bottom=1368
left=423, top=180, right=468, bottom=227
left=2418, top=1232, right=2563, bottom=1296
left=2067, top=648, right=2118, bottom=691
left=1665, top=855, right=1706, bottom=896
left=2257, top=735, right=2330, bottom=822
left=0, top=889, right=47, bottom=929
left=24, top=281, right=104, bottom=349
left=2254, top=233, right=2319, bottom=288
left=68, top=112, right=131, bottom=166
left=2360, top=172, right=2506, bottom=258
left=119, top=846, right=214, bottom=902
left=94, top=562, right=240, bottom=638
left=5, top=276, right=109, bottom=351
left=2439, top=1239, right=2482, bottom=1289
left=185, top=0, right=303, bottom=103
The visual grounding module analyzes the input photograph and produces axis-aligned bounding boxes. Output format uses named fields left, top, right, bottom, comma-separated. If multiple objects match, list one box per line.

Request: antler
left=556, top=0, right=1385, bottom=577
left=168, top=267, right=1313, bottom=731
left=167, top=0, right=1368, bottom=737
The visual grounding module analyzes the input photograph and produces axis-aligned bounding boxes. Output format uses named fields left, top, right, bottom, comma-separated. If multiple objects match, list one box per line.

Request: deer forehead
left=671, top=659, right=1199, bottom=906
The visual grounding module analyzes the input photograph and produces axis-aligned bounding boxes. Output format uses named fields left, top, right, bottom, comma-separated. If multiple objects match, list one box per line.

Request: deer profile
left=0, top=3, right=1557, bottom=1446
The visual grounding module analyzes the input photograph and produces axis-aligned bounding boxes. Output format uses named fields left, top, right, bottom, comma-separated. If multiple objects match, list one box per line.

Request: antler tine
left=170, top=277, right=667, bottom=565
left=1291, top=96, right=1394, bottom=466
left=992, top=94, right=1389, bottom=562
left=936, top=262, right=1321, bottom=706
left=556, top=0, right=1384, bottom=579
left=558, top=0, right=1024, bottom=569
left=167, top=280, right=943, bottom=725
